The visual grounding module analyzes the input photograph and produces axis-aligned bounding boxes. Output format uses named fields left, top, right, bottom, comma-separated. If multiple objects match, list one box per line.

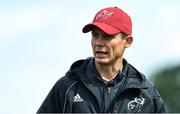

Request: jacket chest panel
left=112, top=89, right=154, bottom=113
left=66, top=82, right=153, bottom=113
left=67, top=84, right=100, bottom=113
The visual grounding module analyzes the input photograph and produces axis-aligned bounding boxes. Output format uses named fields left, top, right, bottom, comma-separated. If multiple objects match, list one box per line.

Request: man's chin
left=94, top=58, right=109, bottom=65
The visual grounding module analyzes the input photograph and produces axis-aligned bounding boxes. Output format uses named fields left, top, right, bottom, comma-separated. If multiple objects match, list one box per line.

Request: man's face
left=91, top=28, right=131, bottom=65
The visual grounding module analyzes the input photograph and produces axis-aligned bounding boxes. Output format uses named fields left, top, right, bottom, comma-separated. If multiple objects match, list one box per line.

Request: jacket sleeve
left=153, top=87, right=166, bottom=113
left=143, top=78, right=167, bottom=113
left=37, top=74, right=76, bottom=113
left=36, top=76, right=68, bottom=113
left=37, top=83, right=62, bottom=113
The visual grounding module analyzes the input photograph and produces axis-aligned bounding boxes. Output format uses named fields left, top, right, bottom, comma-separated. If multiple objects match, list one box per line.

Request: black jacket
left=37, top=58, right=166, bottom=113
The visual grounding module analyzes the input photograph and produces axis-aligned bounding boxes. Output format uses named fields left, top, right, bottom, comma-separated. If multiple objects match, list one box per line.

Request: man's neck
left=95, top=59, right=123, bottom=81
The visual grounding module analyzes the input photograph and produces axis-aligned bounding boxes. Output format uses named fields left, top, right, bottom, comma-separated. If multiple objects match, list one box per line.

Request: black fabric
left=37, top=57, right=166, bottom=113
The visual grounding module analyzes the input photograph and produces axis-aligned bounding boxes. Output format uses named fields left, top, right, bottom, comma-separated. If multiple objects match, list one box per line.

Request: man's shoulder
left=52, top=75, right=77, bottom=93
left=140, top=74, right=161, bottom=97
left=69, top=57, right=93, bottom=70
left=126, top=63, right=160, bottom=97
left=54, top=57, right=93, bottom=91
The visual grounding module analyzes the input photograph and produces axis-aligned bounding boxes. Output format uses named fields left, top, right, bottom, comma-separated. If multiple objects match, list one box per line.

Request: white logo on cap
left=95, top=10, right=114, bottom=20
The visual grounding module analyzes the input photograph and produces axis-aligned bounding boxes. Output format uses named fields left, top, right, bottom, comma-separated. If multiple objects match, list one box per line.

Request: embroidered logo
left=127, top=97, right=145, bottom=112
left=73, top=93, right=83, bottom=102
left=95, top=10, right=114, bottom=20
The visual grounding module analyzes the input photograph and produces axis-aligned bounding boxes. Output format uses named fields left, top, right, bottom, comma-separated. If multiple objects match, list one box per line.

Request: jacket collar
left=68, top=57, right=147, bottom=89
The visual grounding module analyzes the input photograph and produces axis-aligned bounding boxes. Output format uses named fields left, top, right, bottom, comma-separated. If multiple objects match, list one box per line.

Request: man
left=37, top=7, right=166, bottom=113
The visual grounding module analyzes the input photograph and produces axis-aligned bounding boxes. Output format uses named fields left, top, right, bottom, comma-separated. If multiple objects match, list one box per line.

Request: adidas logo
left=73, top=93, right=83, bottom=102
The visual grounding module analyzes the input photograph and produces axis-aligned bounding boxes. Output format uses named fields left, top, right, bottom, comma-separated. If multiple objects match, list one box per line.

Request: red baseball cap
left=82, top=7, right=132, bottom=35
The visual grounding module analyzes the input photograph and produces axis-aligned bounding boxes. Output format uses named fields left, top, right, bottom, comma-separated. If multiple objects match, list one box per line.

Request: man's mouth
left=95, top=51, right=108, bottom=58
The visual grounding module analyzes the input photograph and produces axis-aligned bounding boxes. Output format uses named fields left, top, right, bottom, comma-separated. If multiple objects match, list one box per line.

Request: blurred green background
left=150, top=64, right=180, bottom=112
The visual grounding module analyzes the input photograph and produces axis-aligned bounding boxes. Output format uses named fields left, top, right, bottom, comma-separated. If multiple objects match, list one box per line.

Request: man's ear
left=124, top=36, right=133, bottom=48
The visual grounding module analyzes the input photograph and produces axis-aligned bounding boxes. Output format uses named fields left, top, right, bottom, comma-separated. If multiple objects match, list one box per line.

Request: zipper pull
left=108, top=86, right=111, bottom=94
left=107, top=81, right=113, bottom=94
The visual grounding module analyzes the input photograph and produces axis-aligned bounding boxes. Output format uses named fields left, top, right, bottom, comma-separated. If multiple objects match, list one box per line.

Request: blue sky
left=1, top=0, right=180, bottom=114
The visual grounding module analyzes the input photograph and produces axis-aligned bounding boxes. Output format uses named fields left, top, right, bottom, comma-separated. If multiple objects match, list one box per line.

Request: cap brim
left=82, top=22, right=120, bottom=35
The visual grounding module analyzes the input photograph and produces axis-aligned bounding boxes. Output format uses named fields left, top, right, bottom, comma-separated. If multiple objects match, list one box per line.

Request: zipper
left=106, top=75, right=127, bottom=112
left=100, top=81, right=114, bottom=113
left=100, top=83, right=108, bottom=113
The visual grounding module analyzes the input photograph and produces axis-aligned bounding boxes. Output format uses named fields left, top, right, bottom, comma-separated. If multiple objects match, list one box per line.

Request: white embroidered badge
left=127, top=97, right=145, bottom=112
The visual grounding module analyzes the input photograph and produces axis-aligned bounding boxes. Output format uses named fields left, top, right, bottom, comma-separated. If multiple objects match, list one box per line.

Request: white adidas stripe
left=73, top=93, right=83, bottom=102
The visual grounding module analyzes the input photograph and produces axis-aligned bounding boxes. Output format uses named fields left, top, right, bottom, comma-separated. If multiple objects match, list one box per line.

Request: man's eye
left=92, top=32, right=99, bottom=38
left=103, top=35, right=115, bottom=40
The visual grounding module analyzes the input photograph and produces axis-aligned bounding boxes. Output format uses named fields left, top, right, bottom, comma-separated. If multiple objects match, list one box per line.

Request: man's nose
left=95, top=37, right=104, bottom=46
